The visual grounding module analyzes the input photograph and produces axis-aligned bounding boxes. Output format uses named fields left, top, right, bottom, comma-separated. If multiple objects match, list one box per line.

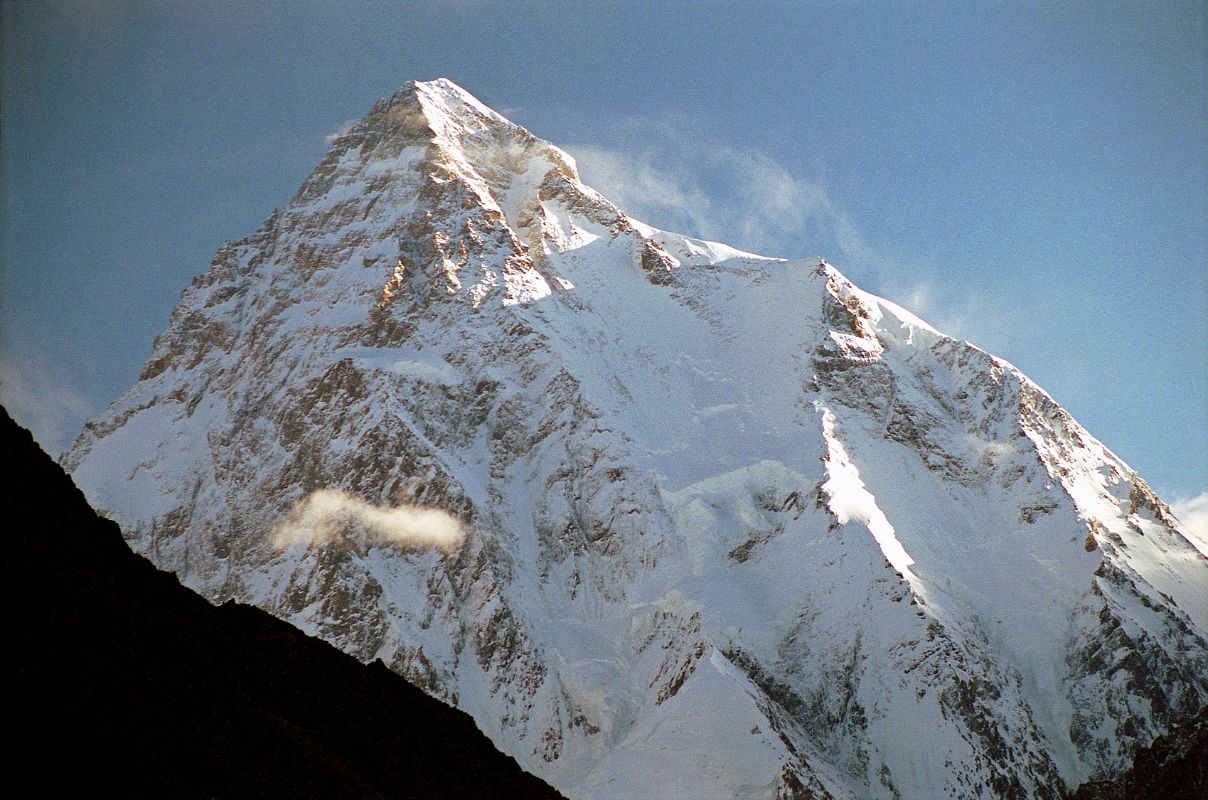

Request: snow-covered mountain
left=64, top=78, right=1207, bottom=799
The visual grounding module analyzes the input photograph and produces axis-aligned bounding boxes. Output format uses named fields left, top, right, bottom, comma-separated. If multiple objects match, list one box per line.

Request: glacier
left=64, top=78, right=1207, bottom=799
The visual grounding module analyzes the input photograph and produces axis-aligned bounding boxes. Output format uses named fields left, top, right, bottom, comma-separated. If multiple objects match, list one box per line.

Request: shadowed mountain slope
left=4, top=404, right=563, bottom=798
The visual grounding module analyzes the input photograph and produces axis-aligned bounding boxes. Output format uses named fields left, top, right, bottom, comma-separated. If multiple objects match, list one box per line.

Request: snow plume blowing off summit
left=271, top=490, right=464, bottom=554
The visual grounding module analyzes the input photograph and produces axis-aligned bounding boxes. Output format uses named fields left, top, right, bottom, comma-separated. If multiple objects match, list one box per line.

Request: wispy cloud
left=566, top=128, right=1012, bottom=351
left=881, top=278, right=1013, bottom=351
left=0, top=346, right=92, bottom=458
left=567, top=139, right=865, bottom=261
left=271, top=489, right=465, bottom=554
left=566, top=144, right=713, bottom=239
left=1170, top=490, right=1208, bottom=556
left=322, top=118, right=361, bottom=145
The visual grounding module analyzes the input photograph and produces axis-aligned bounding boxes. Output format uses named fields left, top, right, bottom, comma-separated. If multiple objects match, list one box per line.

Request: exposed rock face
left=5, top=405, right=564, bottom=799
left=64, top=79, right=1207, bottom=799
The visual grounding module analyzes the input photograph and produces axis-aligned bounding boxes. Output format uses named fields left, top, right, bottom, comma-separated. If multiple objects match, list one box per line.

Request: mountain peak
left=410, top=77, right=515, bottom=129
left=340, top=78, right=519, bottom=146
left=324, top=78, right=577, bottom=179
left=64, top=80, right=1208, bottom=800
left=294, top=77, right=586, bottom=246
left=318, top=77, right=516, bottom=154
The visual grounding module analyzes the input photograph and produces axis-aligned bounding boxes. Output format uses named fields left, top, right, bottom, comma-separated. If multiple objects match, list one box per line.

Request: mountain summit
left=64, top=79, right=1207, bottom=799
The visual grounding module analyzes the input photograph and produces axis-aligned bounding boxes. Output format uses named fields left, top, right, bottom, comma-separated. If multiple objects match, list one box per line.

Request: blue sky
left=2, top=1, right=1205, bottom=507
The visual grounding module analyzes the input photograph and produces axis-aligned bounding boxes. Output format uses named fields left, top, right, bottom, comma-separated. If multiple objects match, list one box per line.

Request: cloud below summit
left=271, top=489, right=465, bottom=554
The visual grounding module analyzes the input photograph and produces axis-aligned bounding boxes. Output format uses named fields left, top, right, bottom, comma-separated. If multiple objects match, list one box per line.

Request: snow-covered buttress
left=64, top=79, right=1208, bottom=800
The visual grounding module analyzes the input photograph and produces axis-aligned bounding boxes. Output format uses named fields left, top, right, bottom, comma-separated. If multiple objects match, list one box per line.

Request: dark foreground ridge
left=3, top=405, right=563, bottom=799
left=1068, top=706, right=1207, bottom=800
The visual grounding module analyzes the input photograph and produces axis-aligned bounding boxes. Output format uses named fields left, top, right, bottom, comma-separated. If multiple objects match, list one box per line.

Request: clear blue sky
left=2, top=1, right=1205, bottom=504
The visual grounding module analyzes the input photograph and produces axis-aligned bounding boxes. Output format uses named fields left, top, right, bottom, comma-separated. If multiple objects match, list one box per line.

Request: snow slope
left=65, top=79, right=1207, bottom=799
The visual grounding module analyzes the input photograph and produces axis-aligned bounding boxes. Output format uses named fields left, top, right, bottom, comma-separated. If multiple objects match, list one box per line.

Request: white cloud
left=271, top=489, right=465, bottom=554
left=1169, top=490, right=1208, bottom=556
left=566, top=139, right=868, bottom=261
left=323, top=118, right=361, bottom=145
left=877, top=277, right=1013, bottom=350
left=720, top=148, right=842, bottom=256
left=566, top=144, right=714, bottom=239
left=963, top=432, right=1019, bottom=463
left=0, top=347, right=92, bottom=458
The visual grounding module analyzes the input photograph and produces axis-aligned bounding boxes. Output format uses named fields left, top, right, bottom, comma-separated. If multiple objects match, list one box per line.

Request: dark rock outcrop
left=1068, top=707, right=1207, bottom=800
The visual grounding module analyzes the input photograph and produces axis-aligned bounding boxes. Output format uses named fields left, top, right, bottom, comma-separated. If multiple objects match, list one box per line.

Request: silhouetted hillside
left=4, top=405, right=563, bottom=799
